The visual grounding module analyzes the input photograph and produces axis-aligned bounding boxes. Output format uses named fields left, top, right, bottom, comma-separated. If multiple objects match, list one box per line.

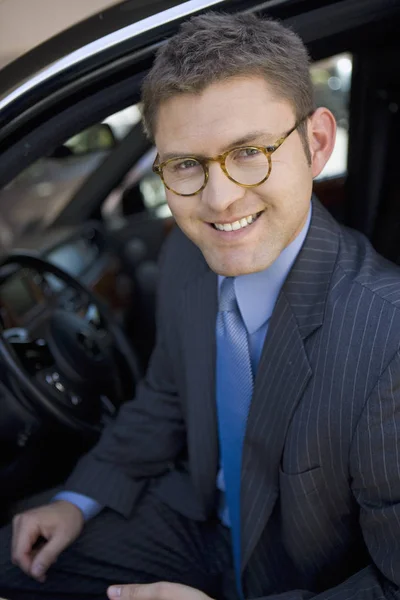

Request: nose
left=201, top=161, right=244, bottom=213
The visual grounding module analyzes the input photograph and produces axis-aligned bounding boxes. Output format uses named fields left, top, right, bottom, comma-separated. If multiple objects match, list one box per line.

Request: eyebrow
left=159, top=130, right=277, bottom=162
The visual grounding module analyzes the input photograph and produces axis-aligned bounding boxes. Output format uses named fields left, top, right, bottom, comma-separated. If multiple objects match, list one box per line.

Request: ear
left=308, top=108, right=337, bottom=178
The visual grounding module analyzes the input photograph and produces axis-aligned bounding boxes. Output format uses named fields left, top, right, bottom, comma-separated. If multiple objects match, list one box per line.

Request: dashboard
left=0, top=223, right=134, bottom=331
left=46, top=236, right=100, bottom=281
left=0, top=272, right=39, bottom=320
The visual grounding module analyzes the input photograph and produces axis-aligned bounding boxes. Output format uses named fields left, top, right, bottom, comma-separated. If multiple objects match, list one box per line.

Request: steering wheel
left=0, top=253, right=142, bottom=438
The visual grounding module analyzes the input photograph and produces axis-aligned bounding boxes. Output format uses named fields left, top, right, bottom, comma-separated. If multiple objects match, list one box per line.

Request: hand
left=107, top=582, right=213, bottom=600
left=11, top=500, right=84, bottom=582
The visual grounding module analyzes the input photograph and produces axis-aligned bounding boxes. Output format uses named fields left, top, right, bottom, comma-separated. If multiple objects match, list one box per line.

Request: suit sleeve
left=255, top=349, right=400, bottom=600
left=64, top=233, right=186, bottom=518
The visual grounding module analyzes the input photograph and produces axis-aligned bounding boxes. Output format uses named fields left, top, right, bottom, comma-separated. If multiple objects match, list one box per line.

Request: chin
left=202, top=245, right=281, bottom=277
left=204, top=254, right=266, bottom=277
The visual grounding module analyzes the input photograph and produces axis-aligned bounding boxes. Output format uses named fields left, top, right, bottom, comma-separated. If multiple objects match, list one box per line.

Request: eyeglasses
left=152, top=114, right=310, bottom=197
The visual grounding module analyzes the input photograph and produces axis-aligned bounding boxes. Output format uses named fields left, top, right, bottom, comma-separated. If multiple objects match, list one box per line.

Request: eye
left=231, top=147, right=262, bottom=161
left=174, top=159, right=200, bottom=171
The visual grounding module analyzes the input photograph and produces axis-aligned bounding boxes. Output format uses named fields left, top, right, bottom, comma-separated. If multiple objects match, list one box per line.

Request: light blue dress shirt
left=55, top=206, right=312, bottom=522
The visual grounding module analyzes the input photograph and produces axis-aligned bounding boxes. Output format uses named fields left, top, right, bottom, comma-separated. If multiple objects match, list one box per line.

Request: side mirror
left=50, top=123, right=118, bottom=158
left=76, top=123, right=118, bottom=153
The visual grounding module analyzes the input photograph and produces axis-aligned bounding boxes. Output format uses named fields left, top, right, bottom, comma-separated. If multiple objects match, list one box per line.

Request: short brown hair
left=141, top=12, right=315, bottom=160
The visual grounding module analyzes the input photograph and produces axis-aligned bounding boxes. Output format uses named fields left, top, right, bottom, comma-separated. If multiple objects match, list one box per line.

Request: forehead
left=154, top=76, right=294, bottom=154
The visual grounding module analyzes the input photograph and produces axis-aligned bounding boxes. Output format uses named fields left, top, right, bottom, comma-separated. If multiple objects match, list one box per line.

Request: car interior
left=1, top=0, right=400, bottom=524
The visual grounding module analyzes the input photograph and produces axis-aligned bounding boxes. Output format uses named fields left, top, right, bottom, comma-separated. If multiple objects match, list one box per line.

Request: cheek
left=166, top=192, right=198, bottom=225
left=166, top=191, right=184, bottom=217
left=271, top=139, right=311, bottom=180
left=253, top=168, right=311, bottom=225
left=264, top=159, right=311, bottom=209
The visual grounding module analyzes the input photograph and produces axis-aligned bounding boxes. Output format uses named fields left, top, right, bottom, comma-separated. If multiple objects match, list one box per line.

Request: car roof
left=1, top=0, right=399, bottom=158
left=0, top=0, right=238, bottom=107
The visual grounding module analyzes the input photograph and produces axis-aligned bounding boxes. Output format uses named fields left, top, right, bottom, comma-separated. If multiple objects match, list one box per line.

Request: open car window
left=313, top=52, right=352, bottom=180
left=0, top=105, right=142, bottom=251
left=101, top=147, right=170, bottom=225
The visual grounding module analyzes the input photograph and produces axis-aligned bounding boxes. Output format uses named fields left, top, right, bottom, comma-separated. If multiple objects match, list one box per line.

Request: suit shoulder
left=337, top=224, right=400, bottom=306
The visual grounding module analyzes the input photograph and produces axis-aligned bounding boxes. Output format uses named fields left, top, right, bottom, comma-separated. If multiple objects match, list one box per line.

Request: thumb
left=30, top=535, right=65, bottom=581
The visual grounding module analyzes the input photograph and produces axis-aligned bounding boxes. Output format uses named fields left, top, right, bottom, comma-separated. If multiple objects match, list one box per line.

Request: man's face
left=154, top=76, right=330, bottom=276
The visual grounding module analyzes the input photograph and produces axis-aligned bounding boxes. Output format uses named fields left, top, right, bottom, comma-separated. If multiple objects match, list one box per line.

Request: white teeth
left=214, top=211, right=261, bottom=231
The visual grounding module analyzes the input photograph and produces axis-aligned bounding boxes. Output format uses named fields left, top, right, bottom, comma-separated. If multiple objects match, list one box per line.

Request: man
left=1, top=11, right=400, bottom=600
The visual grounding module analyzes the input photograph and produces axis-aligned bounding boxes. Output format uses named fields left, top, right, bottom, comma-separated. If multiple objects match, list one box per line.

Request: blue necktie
left=216, top=277, right=254, bottom=597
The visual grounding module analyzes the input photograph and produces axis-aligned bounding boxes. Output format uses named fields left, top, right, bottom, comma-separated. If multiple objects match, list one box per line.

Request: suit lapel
left=181, top=267, right=219, bottom=515
left=241, top=198, right=340, bottom=569
left=241, top=293, right=311, bottom=568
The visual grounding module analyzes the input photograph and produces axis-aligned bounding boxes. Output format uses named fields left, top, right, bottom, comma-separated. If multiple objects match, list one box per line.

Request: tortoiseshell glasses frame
left=152, top=113, right=312, bottom=197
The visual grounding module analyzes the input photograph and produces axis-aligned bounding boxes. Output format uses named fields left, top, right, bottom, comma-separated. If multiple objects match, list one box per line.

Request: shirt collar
left=218, top=204, right=312, bottom=334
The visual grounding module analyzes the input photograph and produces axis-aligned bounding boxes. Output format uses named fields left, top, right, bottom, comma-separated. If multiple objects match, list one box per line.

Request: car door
left=1, top=0, right=400, bottom=516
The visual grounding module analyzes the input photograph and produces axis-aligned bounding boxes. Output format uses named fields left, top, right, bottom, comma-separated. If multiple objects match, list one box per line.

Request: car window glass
left=102, top=148, right=170, bottom=227
left=312, top=53, right=352, bottom=180
left=0, top=105, right=142, bottom=252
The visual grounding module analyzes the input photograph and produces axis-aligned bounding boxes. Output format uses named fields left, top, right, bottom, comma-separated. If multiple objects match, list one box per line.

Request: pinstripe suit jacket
left=68, top=197, right=400, bottom=600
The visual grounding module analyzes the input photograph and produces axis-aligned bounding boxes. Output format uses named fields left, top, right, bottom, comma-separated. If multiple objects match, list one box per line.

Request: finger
left=30, top=534, right=64, bottom=581
left=108, top=582, right=167, bottom=600
left=108, top=583, right=138, bottom=600
left=11, top=514, right=22, bottom=562
left=12, top=518, right=41, bottom=576
left=107, top=582, right=208, bottom=600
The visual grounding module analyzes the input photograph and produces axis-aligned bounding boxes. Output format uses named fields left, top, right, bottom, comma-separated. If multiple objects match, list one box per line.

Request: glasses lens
left=162, top=158, right=205, bottom=195
left=225, top=147, right=270, bottom=185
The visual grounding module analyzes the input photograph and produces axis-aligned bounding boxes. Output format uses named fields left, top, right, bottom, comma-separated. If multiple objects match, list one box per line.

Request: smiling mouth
left=211, top=211, right=264, bottom=231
